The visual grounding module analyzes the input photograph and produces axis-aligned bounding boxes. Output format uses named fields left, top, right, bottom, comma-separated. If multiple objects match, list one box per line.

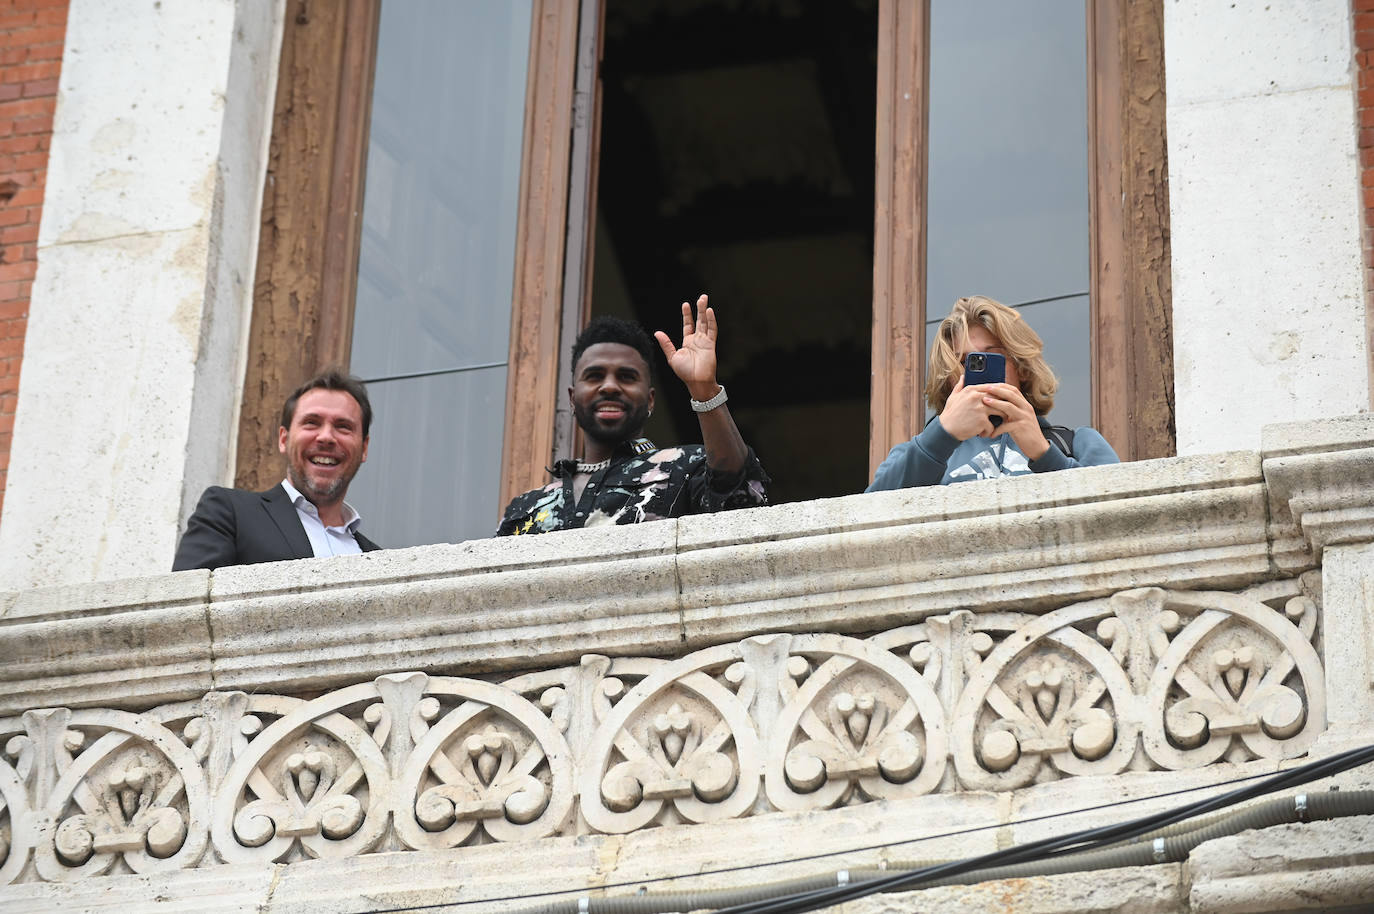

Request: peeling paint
left=91, top=118, right=136, bottom=153
left=588, top=834, right=626, bottom=889
left=1269, top=330, right=1301, bottom=361
left=89, top=168, right=136, bottom=193
left=202, top=161, right=223, bottom=211
left=54, top=212, right=154, bottom=250
left=172, top=292, right=205, bottom=353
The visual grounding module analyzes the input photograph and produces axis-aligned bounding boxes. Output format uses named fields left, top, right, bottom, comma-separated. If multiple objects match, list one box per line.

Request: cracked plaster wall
left=0, top=0, right=284, bottom=590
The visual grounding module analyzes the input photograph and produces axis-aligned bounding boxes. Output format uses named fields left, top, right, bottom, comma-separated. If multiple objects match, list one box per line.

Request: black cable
left=355, top=764, right=1272, bottom=914
left=341, top=743, right=1374, bottom=914
left=357, top=360, right=508, bottom=385
left=922, top=290, right=1089, bottom=325
left=713, top=743, right=1374, bottom=914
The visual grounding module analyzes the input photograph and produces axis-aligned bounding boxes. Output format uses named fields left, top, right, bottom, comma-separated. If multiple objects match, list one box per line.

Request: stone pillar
left=1165, top=0, right=1369, bottom=455
left=0, top=0, right=284, bottom=588
left=1320, top=542, right=1374, bottom=736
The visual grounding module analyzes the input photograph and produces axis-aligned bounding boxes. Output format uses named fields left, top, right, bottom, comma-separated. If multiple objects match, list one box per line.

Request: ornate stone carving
left=0, top=584, right=1327, bottom=885
left=951, top=606, right=1142, bottom=791
left=13, top=707, right=212, bottom=883
left=392, top=674, right=573, bottom=850
left=764, top=633, right=947, bottom=812
left=0, top=733, right=31, bottom=886
left=579, top=645, right=761, bottom=833
left=950, top=585, right=1324, bottom=789
left=1140, top=590, right=1323, bottom=769
left=210, top=684, right=390, bottom=865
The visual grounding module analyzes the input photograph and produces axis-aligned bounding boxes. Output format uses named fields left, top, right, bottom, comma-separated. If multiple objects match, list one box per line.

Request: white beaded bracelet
left=690, top=384, right=728, bottom=412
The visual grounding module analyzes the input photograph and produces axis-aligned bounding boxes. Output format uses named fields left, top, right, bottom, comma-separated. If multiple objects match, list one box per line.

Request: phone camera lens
left=968, top=354, right=986, bottom=371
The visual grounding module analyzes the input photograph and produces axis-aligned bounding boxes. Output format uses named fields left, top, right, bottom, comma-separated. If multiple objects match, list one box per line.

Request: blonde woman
left=867, top=295, right=1118, bottom=489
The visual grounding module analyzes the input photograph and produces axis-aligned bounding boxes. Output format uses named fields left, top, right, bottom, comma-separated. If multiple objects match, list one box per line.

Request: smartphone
left=963, top=352, right=1006, bottom=427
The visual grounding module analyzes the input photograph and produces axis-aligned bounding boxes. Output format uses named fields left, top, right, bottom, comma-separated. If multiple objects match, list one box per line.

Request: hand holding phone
left=963, top=352, right=1005, bottom=428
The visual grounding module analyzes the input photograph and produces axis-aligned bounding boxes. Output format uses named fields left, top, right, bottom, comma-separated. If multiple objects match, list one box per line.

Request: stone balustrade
left=1, top=414, right=1372, bottom=912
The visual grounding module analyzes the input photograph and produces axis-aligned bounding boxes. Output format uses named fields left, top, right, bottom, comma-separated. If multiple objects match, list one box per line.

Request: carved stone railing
left=1, top=414, right=1372, bottom=909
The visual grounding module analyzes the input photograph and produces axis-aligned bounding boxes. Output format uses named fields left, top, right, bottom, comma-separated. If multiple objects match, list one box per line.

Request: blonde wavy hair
left=925, top=295, right=1058, bottom=415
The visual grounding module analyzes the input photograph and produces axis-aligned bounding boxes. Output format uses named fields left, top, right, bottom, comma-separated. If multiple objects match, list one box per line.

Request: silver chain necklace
left=575, top=458, right=610, bottom=475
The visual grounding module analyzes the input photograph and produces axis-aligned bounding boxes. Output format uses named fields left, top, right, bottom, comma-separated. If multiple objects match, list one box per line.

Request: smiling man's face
left=570, top=342, right=654, bottom=446
left=278, top=388, right=369, bottom=507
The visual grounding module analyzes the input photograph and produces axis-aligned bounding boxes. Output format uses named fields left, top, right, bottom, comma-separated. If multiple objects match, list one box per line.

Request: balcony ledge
left=1, top=413, right=1372, bottom=910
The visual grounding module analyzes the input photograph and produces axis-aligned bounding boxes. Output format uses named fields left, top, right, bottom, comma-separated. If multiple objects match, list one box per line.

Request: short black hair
left=570, top=315, right=657, bottom=382
left=280, top=369, right=373, bottom=437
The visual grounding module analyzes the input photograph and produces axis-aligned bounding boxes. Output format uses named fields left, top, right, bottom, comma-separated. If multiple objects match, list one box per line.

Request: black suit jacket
left=172, top=484, right=381, bottom=571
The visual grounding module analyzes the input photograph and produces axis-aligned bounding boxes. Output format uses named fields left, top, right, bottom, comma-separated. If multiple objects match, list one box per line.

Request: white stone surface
left=1320, top=543, right=1374, bottom=726
left=866, top=866, right=1185, bottom=914
left=1165, top=0, right=1368, bottom=456
left=0, top=0, right=284, bottom=591
left=1163, top=0, right=1353, bottom=104
left=676, top=453, right=1272, bottom=648
left=6, top=754, right=1371, bottom=914
left=0, top=233, right=218, bottom=588
left=0, top=586, right=1340, bottom=898
left=1260, top=413, right=1374, bottom=575
left=1188, top=814, right=1374, bottom=914
left=0, top=570, right=213, bottom=712
left=1260, top=411, right=1374, bottom=457
left=0, top=445, right=1302, bottom=712
left=204, top=520, right=684, bottom=694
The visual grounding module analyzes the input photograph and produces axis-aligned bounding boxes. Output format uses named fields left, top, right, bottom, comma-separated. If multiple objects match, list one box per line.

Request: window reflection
left=349, top=0, right=533, bottom=546
left=925, top=1, right=1090, bottom=429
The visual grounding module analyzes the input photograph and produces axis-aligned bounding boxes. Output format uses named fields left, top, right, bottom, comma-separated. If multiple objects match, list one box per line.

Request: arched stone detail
left=579, top=643, right=762, bottom=834
left=392, top=675, right=574, bottom=850
left=210, top=685, right=392, bottom=864
left=30, top=709, right=211, bottom=882
left=1140, top=590, right=1324, bottom=769
left=764, top=633, right=948, bottom=811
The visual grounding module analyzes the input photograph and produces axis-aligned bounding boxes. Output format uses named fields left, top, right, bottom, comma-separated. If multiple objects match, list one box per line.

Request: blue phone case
left=963, top=351, right=1005, bottom=387
left=963, top=352, right=1006, bottom=427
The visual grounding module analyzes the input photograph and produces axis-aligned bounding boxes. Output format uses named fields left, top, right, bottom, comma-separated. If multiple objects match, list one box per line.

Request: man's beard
left=288, top=462, right=353, bottom=505
left=573, top=396, right=649, bottom=446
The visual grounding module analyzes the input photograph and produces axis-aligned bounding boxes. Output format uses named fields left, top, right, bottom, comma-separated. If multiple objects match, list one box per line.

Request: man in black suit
left=172, top=370, right=381, bottom=571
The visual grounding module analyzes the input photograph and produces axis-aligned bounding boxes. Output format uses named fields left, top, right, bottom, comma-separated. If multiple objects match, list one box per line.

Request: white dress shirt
left=280, top=479, right=365, bottom=558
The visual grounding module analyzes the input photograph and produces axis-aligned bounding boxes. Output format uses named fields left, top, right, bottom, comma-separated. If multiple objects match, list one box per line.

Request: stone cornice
left=1262, top=414, right=1374, bottom=571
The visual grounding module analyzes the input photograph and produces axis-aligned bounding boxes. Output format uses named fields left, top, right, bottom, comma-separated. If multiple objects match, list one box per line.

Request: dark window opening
left=591, top=0, right=878, bottom=504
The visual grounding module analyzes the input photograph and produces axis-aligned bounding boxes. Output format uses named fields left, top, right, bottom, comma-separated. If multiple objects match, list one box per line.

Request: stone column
left=0, top=0, right=284, bottom=588
left=1320, top=542, right=1374, bottom=738
left=1165, top=0, right=1369, bottom=455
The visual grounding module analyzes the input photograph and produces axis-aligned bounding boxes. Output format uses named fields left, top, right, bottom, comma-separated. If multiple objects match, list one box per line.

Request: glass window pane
left=925, top=1, right=1091, bottom=429
left=350, top=0, right=532, bottom=545
left=347, top=367, right=508, bottom=547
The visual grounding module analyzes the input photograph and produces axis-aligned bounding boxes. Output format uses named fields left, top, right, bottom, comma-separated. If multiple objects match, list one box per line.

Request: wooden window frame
left=869, top=0, right=1174, bottom=473
left=240, top=0, right=1174, bottom=505
left=869, top=0, right=930, bottom=477
left=1086, top=0, right=1175, bottom=460
left=236, top=0, right=382, bottom=492
left=236, top=0, right=581, bottom=507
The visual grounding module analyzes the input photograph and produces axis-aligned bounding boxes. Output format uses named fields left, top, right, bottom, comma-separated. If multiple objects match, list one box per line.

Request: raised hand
left=654, top=294, right=720, bottom=401
left=978, top=382, right=1049, bottom=460
left=939, top=374, right=997, bottom=441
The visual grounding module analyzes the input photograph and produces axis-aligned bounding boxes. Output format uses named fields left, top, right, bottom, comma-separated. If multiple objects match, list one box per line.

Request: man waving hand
left=497, top=295, right=769, bottom=535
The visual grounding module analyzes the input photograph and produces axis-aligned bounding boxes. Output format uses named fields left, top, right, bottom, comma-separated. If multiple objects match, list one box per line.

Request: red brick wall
left=1359, top=2, right=1374, bottom=298
left=1359, top=0, right=1374, bottom=404
left=0, top=0, right=67, bottom=521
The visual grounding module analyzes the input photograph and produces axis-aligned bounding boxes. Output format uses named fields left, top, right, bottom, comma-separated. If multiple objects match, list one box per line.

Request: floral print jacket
left=496, top=438, right=769, bottom=536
